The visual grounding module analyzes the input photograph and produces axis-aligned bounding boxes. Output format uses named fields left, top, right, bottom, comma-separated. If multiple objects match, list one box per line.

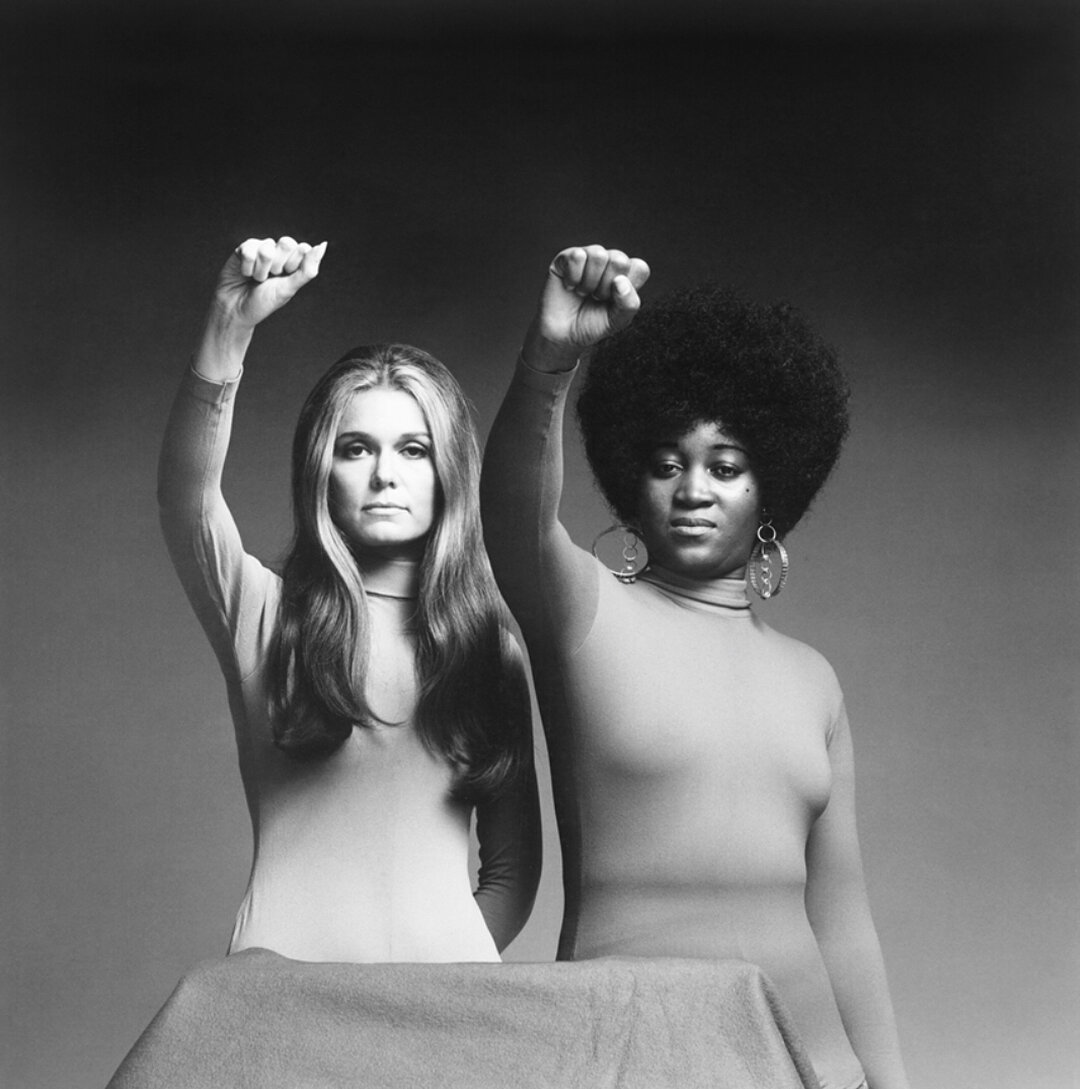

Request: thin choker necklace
left=638, top=566, right=751, bottom=611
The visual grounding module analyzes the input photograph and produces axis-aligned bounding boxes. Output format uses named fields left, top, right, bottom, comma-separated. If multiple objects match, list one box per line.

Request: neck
left=640, top=563, right=750, bottom=610
left=356, top=554, right=421, bottom=600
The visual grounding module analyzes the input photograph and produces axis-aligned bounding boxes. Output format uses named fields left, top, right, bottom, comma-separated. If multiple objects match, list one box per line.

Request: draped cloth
left=107, top=950, right=820, bottom=1089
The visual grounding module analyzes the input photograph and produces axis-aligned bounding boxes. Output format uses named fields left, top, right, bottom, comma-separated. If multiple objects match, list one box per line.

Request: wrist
left=202, top=303, right=256, bottom=345
left=194, top=307, right=254, bottom=381
left=522, top=321, right=580, bottom=374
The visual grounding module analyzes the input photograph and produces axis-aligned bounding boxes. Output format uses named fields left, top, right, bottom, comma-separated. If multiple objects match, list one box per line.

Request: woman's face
left=329, top=387, right=437, bottom=560
left=635, top=420, right=761, bottom=581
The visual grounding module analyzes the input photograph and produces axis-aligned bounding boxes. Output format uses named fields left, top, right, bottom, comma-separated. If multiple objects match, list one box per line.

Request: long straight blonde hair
left=270, top=344, right=526, bottom=800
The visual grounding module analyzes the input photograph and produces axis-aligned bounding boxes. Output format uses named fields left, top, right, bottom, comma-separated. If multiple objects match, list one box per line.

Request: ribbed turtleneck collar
left=638, top=565, right=751, bottom=612
left=357, top=556, right=420, bottom=600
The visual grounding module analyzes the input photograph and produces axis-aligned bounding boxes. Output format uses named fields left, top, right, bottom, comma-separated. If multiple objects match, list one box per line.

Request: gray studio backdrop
left=4, top=5, right=1077, bottom=1088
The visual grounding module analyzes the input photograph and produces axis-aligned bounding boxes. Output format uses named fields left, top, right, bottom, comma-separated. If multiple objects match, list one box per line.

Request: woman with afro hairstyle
left=157, top=236, right=539, bottom=963
left=481, top=245, right=908, bottom=1089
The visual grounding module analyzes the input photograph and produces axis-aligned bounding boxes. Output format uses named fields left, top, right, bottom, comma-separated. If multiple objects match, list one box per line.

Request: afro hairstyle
left=576, top=283, right=850, bottom=539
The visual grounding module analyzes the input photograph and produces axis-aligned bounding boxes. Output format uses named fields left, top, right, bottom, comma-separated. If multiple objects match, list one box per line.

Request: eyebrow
left=335, top=431, right=432, bottom=442
left=652, top=439, right=748, bottom=454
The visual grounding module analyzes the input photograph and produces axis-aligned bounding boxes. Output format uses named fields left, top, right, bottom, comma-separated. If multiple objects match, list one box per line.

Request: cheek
left=327, top=464, right=367, bottom=513
left=422, top=464, right=438, bottom=503
left=412, top=464, right=439, bottom=515
left=717, top=480, right=758, bottom=531
left=737, top=488, right=761, bottom=536
left=636, top=480, right=665, bottom=524
left=737, top=473, right=760, bottom=507
left=327, top=470, right=343, bottom=510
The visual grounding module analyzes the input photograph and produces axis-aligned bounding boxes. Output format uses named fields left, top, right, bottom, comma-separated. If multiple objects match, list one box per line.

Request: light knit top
left=158, top=365, right=539, bottom=963
left=481, top=359, right=908, bottom=1089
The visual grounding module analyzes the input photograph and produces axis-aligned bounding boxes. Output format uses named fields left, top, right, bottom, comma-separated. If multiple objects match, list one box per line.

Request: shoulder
left=755, top=618, right=844, bottom=700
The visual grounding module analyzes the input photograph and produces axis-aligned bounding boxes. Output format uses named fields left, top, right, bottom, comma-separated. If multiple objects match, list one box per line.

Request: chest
left=364, top=630, right=418, bottom=723
left=363, top=603, right=419, bottom=724
left=565, top=603, right=833, bottom=816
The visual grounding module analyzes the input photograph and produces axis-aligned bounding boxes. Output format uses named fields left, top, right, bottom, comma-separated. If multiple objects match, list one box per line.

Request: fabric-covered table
left=107, top=951, right=820, bottom=1088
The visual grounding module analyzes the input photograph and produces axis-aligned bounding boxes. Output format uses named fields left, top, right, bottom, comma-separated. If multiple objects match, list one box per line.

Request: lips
left=669, top=517, right=716, bottom=540
left=362, top=504, right=407, bottom=513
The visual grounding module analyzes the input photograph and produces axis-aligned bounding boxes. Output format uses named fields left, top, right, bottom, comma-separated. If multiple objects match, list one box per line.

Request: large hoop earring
left=591, top=525, right=648, bottom=584
left=747, top=518, right=789, bottom=599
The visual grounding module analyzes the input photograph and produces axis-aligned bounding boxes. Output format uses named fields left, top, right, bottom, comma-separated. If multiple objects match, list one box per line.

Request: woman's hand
left=211, top=236, right=328, bottom=330
left=194, top=236, right=327, bottom=382
left=523, top=244, right=650, bottom=373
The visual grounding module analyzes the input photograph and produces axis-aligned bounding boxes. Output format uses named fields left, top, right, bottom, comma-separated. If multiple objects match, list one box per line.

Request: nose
left=674, top=465, right=712, bottom=507
left=370, top=452, right=398, bottom=489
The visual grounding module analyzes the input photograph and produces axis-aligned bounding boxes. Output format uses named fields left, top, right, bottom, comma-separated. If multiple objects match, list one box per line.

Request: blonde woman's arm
left=158, top=236, right=325, bottom=675
left=472, top=638, right=542, bottom=952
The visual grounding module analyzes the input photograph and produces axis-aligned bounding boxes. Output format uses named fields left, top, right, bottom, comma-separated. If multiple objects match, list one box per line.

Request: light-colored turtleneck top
left=481, top=358, right=908, bottom=1089
left=158, top=365, right=540, bottom=963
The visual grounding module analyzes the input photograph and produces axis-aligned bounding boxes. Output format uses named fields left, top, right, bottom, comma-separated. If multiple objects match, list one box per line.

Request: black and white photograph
left=4, top=1, right=1077, bottom=1087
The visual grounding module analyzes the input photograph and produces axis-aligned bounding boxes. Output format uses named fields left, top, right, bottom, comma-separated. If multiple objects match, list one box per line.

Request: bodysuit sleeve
left=480, top=358, right=598, bottom=654
left=804, top=701, right=911, bottom=1089
left=157, top=365, right=277, bottom=686
left=472, top=635, right=543, bottom=952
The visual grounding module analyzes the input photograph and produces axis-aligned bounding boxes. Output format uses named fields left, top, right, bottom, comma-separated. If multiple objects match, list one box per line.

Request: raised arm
left=472, top=637, right=543, bottom=952
left=805, top=703, right=911, bottom=1089
left=480, top=245, right=650, bottom=645
left=158, top=237, right=326, bottom=674
left=191, top=235, right=328, bottom=383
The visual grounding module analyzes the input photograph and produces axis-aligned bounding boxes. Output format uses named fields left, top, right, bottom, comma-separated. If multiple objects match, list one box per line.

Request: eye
left=337, top=440, right=371, bottom=459
left=710, top=462, right=742, bottom=480
left=649, top=459, right=682, bottom=479
left=400, top=442, right=431, bottom=460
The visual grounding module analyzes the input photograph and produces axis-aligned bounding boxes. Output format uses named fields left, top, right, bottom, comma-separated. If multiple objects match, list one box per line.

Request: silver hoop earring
left=591, top=525, right=648, bottom=584
left=747, top=518, right=789, bottom=599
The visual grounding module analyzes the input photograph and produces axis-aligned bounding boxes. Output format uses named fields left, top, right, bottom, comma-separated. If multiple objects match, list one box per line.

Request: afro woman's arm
left=480, top=246, right=649, bottom=647
left=805, top=701, right=911, bottom=1089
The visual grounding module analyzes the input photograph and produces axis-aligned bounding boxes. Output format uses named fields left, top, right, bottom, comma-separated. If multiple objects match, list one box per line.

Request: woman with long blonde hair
left=159, top=235, right=539, bottom=962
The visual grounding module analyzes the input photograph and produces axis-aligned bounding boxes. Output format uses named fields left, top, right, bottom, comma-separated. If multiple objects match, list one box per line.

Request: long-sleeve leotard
left=481, top=358, right=907, bottom=1089
left=159, top=364, right=538, bottom=962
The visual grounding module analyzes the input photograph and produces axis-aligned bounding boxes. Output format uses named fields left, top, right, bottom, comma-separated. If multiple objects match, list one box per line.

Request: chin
left=361, top=535, right=414, bottom=551
left=664, top=552, right=739, bottom=580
